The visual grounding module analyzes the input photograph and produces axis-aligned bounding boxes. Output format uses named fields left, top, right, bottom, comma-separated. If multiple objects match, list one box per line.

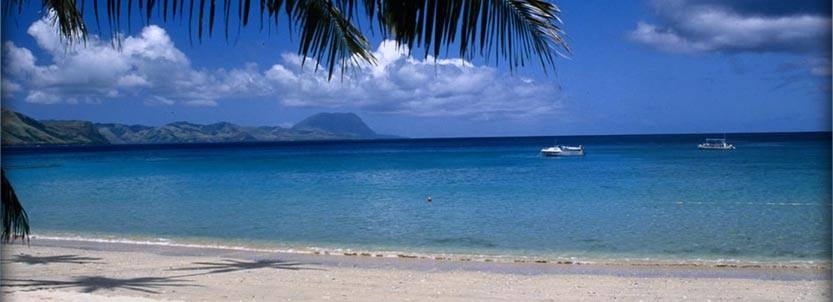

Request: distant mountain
left=292, top=113, right=379, bottom=138
left=1, top=110, right=397, bottom=146
left=41, top=120, right=110, bottom=144
left=1, top=110, right=109, bottom=145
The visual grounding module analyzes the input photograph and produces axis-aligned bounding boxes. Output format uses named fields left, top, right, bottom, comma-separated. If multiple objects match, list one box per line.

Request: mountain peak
left=291, top=112, right=377, bottom=138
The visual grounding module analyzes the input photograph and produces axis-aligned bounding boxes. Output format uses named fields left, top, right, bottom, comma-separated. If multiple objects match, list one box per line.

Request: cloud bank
left=629, top=0, right=831, bottom=54
left=2, top=17, right=560, bottom=119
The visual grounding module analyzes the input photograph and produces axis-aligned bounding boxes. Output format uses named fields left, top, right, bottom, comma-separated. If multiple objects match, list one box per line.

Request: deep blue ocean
left=3, top=133, right=831, bottom=263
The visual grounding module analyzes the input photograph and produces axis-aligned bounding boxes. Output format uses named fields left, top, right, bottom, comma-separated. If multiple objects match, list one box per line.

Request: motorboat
left=541, top=145, right=585, bottom=156
left=698, top=138, right=735, bottom=150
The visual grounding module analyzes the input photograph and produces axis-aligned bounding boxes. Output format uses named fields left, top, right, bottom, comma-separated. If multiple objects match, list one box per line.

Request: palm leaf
left=380, top=0, right=568, bottom=72
left=1, top=169, right=30, bottom=243
left=8, top=0, right=376, bottom=78
left=290, top=0, right=376, bottom=79
left=8, top=0, right=567, bottom=73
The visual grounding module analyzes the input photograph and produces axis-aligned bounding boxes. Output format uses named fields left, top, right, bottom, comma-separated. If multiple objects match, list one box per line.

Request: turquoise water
left=3, top=133, right=831, bottom=263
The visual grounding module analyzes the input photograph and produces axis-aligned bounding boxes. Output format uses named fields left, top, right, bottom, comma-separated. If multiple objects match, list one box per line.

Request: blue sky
left=2, top=1, right=830, bottom=137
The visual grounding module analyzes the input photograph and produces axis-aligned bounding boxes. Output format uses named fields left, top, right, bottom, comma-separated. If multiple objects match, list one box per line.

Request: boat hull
left=541, top=147, right=585, bottom=156
left=697, top=144, right=735, bottom=150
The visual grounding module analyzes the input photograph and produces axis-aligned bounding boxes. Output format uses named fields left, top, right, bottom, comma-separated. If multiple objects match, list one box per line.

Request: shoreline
left=25, top=234, right=832, bottom=272
left=2, top=238, right=830, bottom=301
left=17, top=237, right=833, bottom=280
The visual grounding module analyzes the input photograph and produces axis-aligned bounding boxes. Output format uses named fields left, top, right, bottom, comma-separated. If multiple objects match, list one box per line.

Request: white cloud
left=630, top=0, right=831, bottom=53
left=809, top=58, right=832, bottom=77
left=1, top=79, right=21, bottom=98
left=630, top=22, right=704, bottom=54
left=629, top=0, right=831, bottom=80
left=185, top=99, right=219, bottom=107
left=629, top=9, right=830, bottom=54
left=117, top=74, right=151, bottom=87
left=144, top=95, right=175, bottom=106
left=262, top=41, right=560, bottom=117
left=25, top=91, right=61, bottom=104
left=3, top=16, right=560, bottom=119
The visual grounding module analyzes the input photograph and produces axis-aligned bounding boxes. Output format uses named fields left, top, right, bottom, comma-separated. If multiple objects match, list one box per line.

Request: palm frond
left=291, top=0, right=376, bottom=79
left=380, top=0, right=569, bottom=72
left=3, top=1, right=87, bottom=44
left=10, top=0, right=376, bottom=79
left=1, top=169, right=30, bottom=243
left=8, top=0, right=567, bottom=74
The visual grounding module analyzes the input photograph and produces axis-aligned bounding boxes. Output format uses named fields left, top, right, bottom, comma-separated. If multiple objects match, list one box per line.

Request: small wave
left=144, top=157, right=172, bottom=162
left=674, top=201, right=830, bottom=207
left=30, top=234, right=308, bottom=255
left=743, top=143, right=786, bottom=147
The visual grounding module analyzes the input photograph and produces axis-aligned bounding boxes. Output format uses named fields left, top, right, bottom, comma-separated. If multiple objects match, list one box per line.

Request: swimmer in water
left=426, top=196, right=432, bottom=203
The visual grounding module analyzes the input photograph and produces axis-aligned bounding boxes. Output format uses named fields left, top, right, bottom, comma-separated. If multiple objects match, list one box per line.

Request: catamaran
left=541, top=145, right=585, bottom=156
left=698, top=138, right=735, bottom=150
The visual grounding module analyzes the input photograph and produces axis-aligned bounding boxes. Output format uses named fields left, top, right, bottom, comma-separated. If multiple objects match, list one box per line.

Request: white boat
left=698, top=138, right=735, bottom=150
left=541, top=145, right=585, bottom=156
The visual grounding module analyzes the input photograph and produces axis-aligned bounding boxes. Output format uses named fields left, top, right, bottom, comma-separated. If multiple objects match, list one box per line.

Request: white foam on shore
left=30, top=234, right=310, bottom=254
left=27, top=234, right=830, bottom=270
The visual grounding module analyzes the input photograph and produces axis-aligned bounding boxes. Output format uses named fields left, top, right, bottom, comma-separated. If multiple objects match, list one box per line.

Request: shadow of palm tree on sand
left=3, top=254, right=102, bottom=265
left=2, top=275, right=196, bottom=294
left=169, top=258, right=323, bottom=276
left=2, top=257, right=318, bottom=295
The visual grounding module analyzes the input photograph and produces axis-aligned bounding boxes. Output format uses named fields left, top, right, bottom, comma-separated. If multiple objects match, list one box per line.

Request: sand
left=1, top=239, right=830, bottom=301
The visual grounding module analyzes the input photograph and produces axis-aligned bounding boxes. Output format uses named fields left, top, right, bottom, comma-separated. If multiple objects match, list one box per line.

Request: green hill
left=1, top=110, right=396, bottom=146
left=1, top=110, right=107, bottom=145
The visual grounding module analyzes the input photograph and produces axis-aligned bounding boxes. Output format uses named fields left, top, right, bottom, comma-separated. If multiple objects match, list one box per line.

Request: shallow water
left=4, top=133, right=831, bottom=263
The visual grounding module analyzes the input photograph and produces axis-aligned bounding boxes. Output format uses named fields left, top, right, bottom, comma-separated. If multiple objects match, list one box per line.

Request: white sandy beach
left=1, top=240, right=830, bottom=301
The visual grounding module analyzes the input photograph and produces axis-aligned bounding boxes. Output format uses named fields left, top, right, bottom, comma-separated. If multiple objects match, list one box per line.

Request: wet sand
left=1, top=239, right=830, bottom=301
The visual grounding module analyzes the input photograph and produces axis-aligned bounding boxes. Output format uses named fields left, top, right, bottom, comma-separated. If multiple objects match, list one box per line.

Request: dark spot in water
left=708, top=247, right=742, bottom=255
left=4, top=163, right=61, bottom=170
left=430, top=237, right=497, bottom=248
left=771, top=250, right=809, bottom=258
left=587, top=242, right=616, bottom=251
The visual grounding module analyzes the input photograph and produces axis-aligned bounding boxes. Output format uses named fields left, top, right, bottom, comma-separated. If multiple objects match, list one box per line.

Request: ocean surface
left=3, top=133, right=831, bottom=264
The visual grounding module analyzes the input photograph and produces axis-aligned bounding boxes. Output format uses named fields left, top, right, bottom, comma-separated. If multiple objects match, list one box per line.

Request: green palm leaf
left=8, top=0, right=567, bottom=75
left=380, top=0, right=569, bottom=72
left=290, top=0, right=376, bottom=79
left=1, top=169, right=30, bottom=243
